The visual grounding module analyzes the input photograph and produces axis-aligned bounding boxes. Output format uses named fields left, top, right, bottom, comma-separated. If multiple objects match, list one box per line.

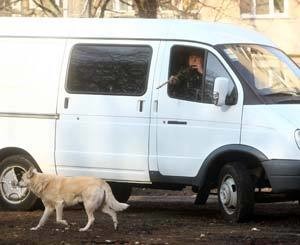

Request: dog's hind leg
left=79, top=188, right=104, bottom=232
left=55, top=200, right=68, bottom=226
left=79, top=206, right=95, bottom=232
left=31, top=206, right=53, bottom=230
left=102, top=205, right=118, bottom=231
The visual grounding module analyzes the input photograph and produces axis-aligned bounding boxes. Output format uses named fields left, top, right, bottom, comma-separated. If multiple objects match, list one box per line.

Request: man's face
left=188, top=54, right=202, bottom=68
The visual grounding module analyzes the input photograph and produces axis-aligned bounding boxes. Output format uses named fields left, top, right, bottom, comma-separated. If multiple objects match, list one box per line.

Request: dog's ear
left=27, top=167, right=36, bottom=178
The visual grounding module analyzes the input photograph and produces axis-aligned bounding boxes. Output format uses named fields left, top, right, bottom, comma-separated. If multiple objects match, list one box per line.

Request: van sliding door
left=55, top=40, right=160, bottom=182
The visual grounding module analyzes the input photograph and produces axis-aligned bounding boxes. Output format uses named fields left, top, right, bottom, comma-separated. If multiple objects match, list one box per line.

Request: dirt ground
left=1, top=189, right=300, bottom=245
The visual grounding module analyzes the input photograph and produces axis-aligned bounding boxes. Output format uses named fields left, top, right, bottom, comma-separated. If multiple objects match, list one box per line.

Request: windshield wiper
left=264, top=91, right=300, bottom=96
left=266, top=91, right=300, bottom=103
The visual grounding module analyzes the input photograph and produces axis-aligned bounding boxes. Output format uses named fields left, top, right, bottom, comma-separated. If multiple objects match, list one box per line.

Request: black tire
left=218, top=162, right=254, bottom=222
left=109, top=182, right=132, bottom=203
left=0, top=154, right=39, bottom=211
left=195, top=185, right=210, bottom=205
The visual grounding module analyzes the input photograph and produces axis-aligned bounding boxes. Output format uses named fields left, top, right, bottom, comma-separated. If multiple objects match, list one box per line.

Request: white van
left=0, top=18, right=299, bottom=222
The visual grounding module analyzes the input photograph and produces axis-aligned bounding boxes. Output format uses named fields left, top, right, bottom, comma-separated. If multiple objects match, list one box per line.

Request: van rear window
left=66, top=44, right=152, bottom=96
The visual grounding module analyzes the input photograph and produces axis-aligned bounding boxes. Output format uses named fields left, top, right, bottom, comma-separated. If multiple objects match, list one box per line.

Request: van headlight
left=294, top=129, right=300, bottom=149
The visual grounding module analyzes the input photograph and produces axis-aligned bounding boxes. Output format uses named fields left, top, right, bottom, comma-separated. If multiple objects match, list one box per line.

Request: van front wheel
left=218, top=162, right=254, bottom=222
left=0, top=155, right=38, bottom=210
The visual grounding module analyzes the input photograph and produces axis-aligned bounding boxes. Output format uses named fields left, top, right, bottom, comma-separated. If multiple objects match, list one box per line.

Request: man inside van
left=168, top=50, right=204, bottom=100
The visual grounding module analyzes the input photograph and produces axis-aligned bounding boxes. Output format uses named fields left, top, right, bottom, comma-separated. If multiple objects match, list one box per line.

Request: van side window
left=204, top=52, right=237, bottom=104
left=67, top=44, right=152, bottom=96
left=167, top=46, right=205, bottom=102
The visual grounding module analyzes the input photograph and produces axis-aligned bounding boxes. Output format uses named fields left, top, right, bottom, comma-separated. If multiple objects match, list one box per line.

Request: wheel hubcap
left=0, top=166, right=29, bottom=204
left=219, top=175, right=237, bottom=215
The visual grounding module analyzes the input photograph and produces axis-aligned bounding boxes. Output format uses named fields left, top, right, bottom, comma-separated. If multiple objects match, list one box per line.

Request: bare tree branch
left=99, top=0, right=111, bottom=18
left=49, top=0, right=62, bottom=15
left=89, top=0, right=100, bottom=17
left=32, top=0, right=61, bottom=16
left=119, top=0, right=133, bottom=7
left=80, top=0, right=90, bottom=16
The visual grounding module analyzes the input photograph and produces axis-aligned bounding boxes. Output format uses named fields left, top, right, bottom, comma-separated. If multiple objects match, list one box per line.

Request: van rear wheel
left=0, top=155, right=39, bottom=210
left=109, top=182, right=132, bottom=203
left=218, top=162, right=254, bottom=222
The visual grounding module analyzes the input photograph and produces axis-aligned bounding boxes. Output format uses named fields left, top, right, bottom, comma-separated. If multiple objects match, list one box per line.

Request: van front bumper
left=262, top=160, right=300, bottom=193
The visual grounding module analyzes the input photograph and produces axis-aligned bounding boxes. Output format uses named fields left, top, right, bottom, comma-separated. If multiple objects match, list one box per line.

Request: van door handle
left=137, top=100, right=144, bottom=112
left=64, top=97, right=69, bottom=109
left=154, top=100, right=158, bottom=112
left=167, top=120, right=187, bottom=125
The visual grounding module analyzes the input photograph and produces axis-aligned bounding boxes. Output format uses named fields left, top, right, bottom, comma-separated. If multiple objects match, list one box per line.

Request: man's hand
left=190, top=64, right=202, bottom=73
left=156, top=75, right=178, bottom=90
left=168, top=75, right=178, bottom=85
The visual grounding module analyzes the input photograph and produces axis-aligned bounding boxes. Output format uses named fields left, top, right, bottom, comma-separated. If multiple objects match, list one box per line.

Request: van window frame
left=167, top=44, right=207, bottom=103
left=203, top=51, right=238, bottom=105
left=215, top=43, right=300, bottom=105
left=65, top=43, right=153, bottom=97
left=166, top=43, right=238, bottom=105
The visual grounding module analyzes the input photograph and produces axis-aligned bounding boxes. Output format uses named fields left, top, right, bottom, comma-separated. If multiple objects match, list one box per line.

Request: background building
left=0, top=0, right=299, bottom=64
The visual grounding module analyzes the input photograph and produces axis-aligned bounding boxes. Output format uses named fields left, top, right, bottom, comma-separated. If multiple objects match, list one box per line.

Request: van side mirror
left=213, top=77, right=230, bottom=106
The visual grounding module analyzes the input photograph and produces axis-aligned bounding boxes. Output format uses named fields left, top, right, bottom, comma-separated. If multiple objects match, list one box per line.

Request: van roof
left=0, top=17, right=275, bottom=46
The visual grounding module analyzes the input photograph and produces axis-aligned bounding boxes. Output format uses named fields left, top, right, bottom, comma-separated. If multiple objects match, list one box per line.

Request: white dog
left=19, top=168, right=129, bottom=231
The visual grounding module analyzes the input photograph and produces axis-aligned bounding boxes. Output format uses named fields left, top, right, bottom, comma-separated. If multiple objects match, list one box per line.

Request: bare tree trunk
left=134, top=0, right=158, bottom=18
left=88, top=0, right=92, bottom=16
left=21, top=0, right=29, bottom=15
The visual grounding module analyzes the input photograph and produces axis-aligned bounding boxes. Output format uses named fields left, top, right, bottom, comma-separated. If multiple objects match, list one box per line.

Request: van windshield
left=219, top=44, right=300, bottom=98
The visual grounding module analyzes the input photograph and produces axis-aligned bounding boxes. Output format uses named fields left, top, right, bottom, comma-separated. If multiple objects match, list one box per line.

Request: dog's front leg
left=31, top=207, right=53, bottom=230
left=55, top=200, right=68, bottom=226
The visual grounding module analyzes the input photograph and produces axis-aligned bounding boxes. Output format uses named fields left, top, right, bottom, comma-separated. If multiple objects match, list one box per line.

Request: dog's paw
left=58, top=220, right=68, bottom=226
left=30, top=226, right=39, bottom=231
left=62, top=220, right=68, bottom=226
left=79, top=227, right=87, bottom=232
left=114, top=223, right=118, bottom=231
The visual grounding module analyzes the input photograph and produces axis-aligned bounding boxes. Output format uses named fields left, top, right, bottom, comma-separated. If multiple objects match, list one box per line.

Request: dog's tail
left=104, top=182, right=129, bottom=212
